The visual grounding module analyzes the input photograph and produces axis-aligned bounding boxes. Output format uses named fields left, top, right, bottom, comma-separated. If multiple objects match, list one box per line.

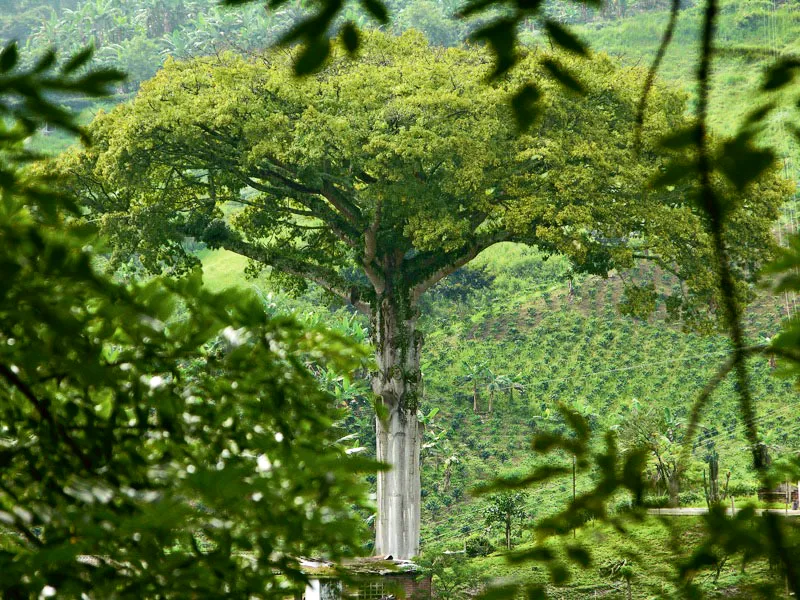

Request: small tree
left=619, top=402, right=686, bottom=506
left=484, top=491, right=529, bottom=550
left=601, top=560, right=635, bottom=600
left=420, top=551, right=483, bottom=600
left=460, top=361, right=488, bottom=415
left=486, top=369, right=504, bottom=415
left=702, top=443, right=731, bottom=507
left=420, top=407, right=449, bottom=469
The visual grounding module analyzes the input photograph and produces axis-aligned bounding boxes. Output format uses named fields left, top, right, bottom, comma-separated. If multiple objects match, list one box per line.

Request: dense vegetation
left=54, top=25, right=789, bottom=561
left=2, top=0, right=800, bottom=598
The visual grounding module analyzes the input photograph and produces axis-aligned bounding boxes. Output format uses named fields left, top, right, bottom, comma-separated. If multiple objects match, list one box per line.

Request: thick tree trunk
left=372, top=298, right=422, bottom=559
left=667, top=473, right=680, bottom=508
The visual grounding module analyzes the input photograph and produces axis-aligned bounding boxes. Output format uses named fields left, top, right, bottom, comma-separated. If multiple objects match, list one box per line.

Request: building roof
left=300, top=557, right=422, bottom=578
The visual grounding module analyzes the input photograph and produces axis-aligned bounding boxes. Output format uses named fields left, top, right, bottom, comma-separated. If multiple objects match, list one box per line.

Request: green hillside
left=416, top=244, right=791, bottom=534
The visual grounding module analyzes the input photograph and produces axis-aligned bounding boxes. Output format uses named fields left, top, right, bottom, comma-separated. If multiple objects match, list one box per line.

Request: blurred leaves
left=761, top=57, right=800, bottom=92
left=511, top=83, right=541, bottom=131
left=717, top=130, right=775, bottom=193
left=470, top=18, right=518, bottom=79
left=541, top=58, right=584, bottom=95
left=0, top=41, right=123, bottom=144
left=0, top=42, right=376, bottom=598
left=543, top=21, right=588, bottom=57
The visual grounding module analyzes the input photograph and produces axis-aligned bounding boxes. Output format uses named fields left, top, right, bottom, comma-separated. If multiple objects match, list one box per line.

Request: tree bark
left=372, top=297, right=422, bottom=559
left=667, top=473, right=680, bottom=508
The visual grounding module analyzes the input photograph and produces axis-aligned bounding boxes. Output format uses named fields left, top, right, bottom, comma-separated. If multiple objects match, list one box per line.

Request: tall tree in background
left=57, top=32, right=786, bottom=557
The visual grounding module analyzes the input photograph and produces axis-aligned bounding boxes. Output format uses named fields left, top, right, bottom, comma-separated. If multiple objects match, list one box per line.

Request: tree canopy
left=59, top=31, right=784, bottom=324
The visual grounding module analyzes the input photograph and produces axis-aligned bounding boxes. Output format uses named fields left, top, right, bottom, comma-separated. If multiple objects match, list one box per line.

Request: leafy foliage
left=484, top=491, right=529, bottom=550
left=55, top=31, right=784, bottom=330
left=419, top=551, right=485, bottom=600
left=0, top=40, right=376, bottom=598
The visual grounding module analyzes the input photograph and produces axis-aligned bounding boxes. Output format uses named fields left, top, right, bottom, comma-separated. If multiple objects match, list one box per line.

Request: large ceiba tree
left=58, top=31, right=784, bottom=558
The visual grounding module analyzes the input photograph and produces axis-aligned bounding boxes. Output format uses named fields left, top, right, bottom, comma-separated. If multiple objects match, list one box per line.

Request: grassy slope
left=576, top=0, right=800, bottom=158
left=469, top=515, right=778, bottom=599
left=195, top=249, right=252, bottom=292
left=416, top=243, right=794, bottom=537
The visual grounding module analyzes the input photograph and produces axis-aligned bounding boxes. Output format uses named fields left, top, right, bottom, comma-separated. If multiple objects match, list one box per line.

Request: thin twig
left=0, top=363, right=93, bottom=471
left=695, top=0, right=762, bottom=471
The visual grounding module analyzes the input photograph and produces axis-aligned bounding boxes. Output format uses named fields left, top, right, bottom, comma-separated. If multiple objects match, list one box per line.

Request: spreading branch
left=410, top=230, right=510, bottom=300
left=211, top=230, right=370, bottom=314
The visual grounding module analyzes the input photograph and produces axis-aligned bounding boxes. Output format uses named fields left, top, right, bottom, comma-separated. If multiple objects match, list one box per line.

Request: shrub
left=465, top=535, right=494, bottom=557
left=679, top=490, right=703, bottom=505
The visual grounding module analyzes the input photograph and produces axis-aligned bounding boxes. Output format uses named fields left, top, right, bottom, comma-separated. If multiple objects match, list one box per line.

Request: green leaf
left=718, top=131, right=775, bottom=192
left=560, top=404, right=590, bottom=442
left=294, top=38, right=331, bottom=75
left=340, top=22, right=360, bottom=54
left=458, top=0, right=497, bottom=17
left=566, top=545, right=592, bottom=567
left=744, top=102, right=776, bottom=126
left=549, top=563, right=570, bottom=585
left=543, top=21, right=588, bottom=56
left=0, top=42, right=18, bottom=73
left=471, top=19, right=518, bottom=78
left=523, top=585, right=547, bottom=600
left=359, top=0, right=389, bottom=24
left=659, top=125, right=700, bottom=150
left=476, top=583, right=521, bottom=600
left=33, top=49, right=57, bottom=74
left=650, top=159, right=697, bottom=188
left=62, top=47, right=94, bottom=75
left=541, top=58, right=584, bottom=94
left=74, top=68, right=126, bottom=94
left=511, top=83, right=541, bottom=131
left=762, top=58, right=800, bottom=91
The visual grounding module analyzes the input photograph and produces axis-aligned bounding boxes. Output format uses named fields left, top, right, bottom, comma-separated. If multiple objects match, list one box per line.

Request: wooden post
left=731, top=496, right=735, bottom=515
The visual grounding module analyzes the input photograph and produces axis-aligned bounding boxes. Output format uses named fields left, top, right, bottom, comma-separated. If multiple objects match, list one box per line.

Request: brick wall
left=390, top=572, right=432, bottom=600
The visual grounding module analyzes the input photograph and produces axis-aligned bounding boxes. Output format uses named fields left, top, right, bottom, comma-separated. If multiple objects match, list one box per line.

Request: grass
left=468, top=515, right=780, bottom=598
left=196, top=248, right=253, bottom=292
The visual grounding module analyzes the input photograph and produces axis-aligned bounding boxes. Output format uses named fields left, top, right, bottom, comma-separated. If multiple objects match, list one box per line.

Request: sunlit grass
left=197, top=248, right=253, bottom=292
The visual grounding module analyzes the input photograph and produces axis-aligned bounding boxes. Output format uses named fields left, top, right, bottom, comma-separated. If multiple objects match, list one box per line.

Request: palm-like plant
left=420, top=407, right=449, bottom=470
left=459, top=361, right=488, bottom=414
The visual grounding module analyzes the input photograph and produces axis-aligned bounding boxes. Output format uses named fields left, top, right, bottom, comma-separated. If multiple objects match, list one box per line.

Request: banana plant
left=459, top=361, right=488, bottom=414
left=420, top=407, right=449, bottom=470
